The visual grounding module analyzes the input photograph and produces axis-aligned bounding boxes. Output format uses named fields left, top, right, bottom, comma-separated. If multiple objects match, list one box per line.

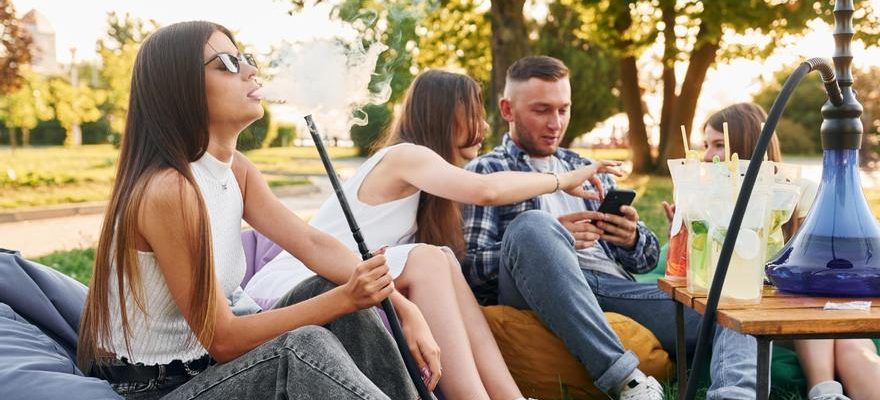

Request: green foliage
left=287, top=0, right=426, bottom=154
left=237, top=106, right=272, bottom=151
left=576, top=0, right=880, bottom=173
left=775, top=117, right=819, bottom=155
left=619, top=174, right=673, bottom=244
left=576, top=0, right=660, bottom=59
left=270, top=124, right=298, bottom=147
left=34, top=248, right=96, bottom=285
left=18, top=119, right=66, bottom=145
left=96, top=12, right=157, bottom=140
left=47, top=77, right=105, bottom=146
left=752, top=65, right=880, bottom=156
left=534, top=1, right=620, bottom=146
left=351, top=103, right=392, bottom=155
left=414, top=0, right=492, bottom=84
left=0, top=67, right=54, bottom=130
left=0, top=144, right=348, bottom=209
left=0, top=0, right=33, bottom=94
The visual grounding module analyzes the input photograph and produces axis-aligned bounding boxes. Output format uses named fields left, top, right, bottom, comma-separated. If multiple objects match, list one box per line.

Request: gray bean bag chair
left=0, top=249, right=121, bottom=400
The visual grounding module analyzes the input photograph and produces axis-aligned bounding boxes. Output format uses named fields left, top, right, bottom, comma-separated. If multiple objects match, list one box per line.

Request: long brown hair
left=703, top=102, right=801, bottom=238
left=378, top=70, right=485, bottom=256
left=703, top=102, right=781, bottom=162
left=77, top=21, right=230, bottom=370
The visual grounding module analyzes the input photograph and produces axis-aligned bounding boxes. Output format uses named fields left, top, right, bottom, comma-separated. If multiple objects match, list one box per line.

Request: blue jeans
left=498, top=210, right=757, bottom=399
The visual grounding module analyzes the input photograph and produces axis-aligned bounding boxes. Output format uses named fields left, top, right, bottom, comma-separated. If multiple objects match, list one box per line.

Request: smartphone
left=597, top=188, right=636, bottom=216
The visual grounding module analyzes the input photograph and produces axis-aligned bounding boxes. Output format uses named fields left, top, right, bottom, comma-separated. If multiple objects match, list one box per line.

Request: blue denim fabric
left=497, top=210, right=757, bottom=399
left=106, top=277, right=416, bottom=400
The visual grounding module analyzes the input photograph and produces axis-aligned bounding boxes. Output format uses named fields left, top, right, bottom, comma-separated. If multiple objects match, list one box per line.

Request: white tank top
left=308, top=143, right=421, bottom=250
left=105, top=152, right=246, bottom=365
left=245, top=144, right=421, bottom=300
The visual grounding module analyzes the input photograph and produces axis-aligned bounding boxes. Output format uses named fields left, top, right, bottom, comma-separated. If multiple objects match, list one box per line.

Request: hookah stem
left=304, top=115, right=435, bottom=400
left=684, top=62, right=817, bottom=400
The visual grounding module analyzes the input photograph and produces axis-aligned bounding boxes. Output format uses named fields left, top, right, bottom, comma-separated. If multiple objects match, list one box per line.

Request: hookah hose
left=304, top=116, right=436, bottom=400
left=684, top=58, right=842, bottom=400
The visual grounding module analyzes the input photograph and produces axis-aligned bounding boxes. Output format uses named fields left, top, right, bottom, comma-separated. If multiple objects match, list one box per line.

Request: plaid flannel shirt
left=462, top=134, right=660, bottom=305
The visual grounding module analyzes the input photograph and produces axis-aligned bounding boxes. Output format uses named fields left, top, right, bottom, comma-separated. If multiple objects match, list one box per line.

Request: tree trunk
left=658, top=27, right=719, bottom=171
left=656, top=0, right=679, bottom=170
left=489, top=0, right=529, bottom=141
left=22, top=127, right=30, bottom=147
left=9, top=127, right=17, bottom=150
left=620, top=56, right=652, bottom=173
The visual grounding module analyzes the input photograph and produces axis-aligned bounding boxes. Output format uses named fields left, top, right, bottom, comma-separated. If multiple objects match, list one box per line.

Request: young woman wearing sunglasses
left=76, top=21, right=432, bottom=399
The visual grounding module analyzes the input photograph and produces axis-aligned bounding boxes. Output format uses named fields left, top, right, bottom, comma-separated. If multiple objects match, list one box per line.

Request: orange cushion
left=481, top=305, right=673, bottom=400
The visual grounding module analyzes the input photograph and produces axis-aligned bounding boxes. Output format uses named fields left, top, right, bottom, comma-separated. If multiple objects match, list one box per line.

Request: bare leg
left=444, top=250, right=522, bottom=400
left=395, top=245, right=490, bottom=400
left=834, top=339, right=880, bottom=400
left=795, top=339, right=836, bottom=389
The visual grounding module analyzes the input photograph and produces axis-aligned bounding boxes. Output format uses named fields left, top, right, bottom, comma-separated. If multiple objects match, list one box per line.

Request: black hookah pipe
left=304, top=115, right=435, bottom=400
left=684, top=1, right=855, bottom=398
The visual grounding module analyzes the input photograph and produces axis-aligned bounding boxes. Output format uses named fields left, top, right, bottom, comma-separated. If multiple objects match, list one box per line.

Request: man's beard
left=513, top=114, right=558, bottom=157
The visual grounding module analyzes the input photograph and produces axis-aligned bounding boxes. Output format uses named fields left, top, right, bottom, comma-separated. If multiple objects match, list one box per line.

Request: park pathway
left=0, top=159, right=361, bottom=258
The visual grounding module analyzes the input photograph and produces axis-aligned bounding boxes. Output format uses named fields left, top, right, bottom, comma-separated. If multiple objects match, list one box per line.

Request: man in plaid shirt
left=462, top=56, right=756, bottom=400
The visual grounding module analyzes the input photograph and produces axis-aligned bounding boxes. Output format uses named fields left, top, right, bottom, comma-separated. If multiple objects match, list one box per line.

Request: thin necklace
left=200, top=155, right=231, bottom=190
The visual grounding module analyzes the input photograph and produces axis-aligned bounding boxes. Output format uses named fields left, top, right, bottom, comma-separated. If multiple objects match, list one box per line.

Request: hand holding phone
left=595, top=188, right=639, bottom=249
left=597, top=188, right=636, bottom=216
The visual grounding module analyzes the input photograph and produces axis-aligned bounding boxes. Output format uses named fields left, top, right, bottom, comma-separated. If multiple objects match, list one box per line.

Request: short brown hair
left=506, top=56, right=569, bottom=83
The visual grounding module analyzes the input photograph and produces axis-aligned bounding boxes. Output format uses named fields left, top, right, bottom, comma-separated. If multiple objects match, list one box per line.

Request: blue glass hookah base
left=766, top=150, right=880, bottom=296
left=767, top=235, right=880, bottom=296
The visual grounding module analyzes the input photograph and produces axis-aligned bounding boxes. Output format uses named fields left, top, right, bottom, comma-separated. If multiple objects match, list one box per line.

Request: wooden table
left=658, top=277, right=880, bottom=400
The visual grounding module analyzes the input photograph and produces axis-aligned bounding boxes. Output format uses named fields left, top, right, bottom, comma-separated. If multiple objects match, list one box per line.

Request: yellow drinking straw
left=681, top=125, right=690, bottom=153
left=722, top=121, right=731, bottom=162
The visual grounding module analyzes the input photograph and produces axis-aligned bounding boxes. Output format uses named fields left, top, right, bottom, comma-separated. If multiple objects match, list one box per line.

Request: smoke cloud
left=260, top=10, right=392, bottom=140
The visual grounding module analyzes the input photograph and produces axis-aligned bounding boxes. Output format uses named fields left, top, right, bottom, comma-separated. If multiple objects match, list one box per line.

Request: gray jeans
left=117, top=276, right=416, bottom=399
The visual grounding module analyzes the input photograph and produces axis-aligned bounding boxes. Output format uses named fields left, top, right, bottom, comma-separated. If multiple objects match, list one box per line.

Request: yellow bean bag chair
left=481, top=305, right=673, bottom=400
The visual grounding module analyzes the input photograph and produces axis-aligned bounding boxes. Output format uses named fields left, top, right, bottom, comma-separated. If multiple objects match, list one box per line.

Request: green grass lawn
left=618, top=174, right=673, bottom=245
left=34, top=247, right=95, bottom=285
left=0, top=145, right=355, bottom=209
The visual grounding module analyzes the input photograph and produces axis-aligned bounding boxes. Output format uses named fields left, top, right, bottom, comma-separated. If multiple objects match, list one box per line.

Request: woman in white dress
left=246, top=69, right=620, bottom=399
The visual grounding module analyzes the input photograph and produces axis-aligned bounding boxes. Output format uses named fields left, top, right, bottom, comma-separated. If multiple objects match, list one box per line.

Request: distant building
left=22, top=9, right=60, bottom=75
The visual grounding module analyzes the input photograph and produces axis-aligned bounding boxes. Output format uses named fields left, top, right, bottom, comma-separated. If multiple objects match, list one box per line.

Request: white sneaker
left=618, top=376, right=664, bottom=400
left=808, top=380, right=851, bottom=400
left=811, top=395, right=852, bottom=400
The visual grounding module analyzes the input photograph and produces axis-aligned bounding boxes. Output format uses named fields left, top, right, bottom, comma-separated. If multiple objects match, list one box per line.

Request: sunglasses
left=204, top=52, right=257, bottom=74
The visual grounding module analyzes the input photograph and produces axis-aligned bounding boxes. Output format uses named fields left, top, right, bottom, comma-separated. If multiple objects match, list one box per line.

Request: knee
left=834, top=339, right=877, bottom=363
left=502, top=210, right=565, bottom=242
left=406, top=245, right=452, bottom=279
left=409, top=244, right=449, bottom=263
left=275, top=276, right=338, bottom=307
left=281, top=325, right=337, bottom=349
left=502, top=210, right=573, bottom=255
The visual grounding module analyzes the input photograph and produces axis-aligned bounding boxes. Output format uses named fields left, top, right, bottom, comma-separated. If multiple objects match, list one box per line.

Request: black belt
left=91, top=354, right=214, bottom=384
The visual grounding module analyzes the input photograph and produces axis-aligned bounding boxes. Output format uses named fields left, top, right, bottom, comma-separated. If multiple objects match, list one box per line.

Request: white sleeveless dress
left=244, top=143, right=422, bottom=306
